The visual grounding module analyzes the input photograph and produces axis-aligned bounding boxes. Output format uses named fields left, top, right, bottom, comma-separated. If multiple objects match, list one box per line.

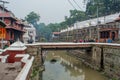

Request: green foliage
left=38, top=23, right=52, bottom=41
left=25, top=11, right=40, bottom=25
left=25, top=12, right=52, bottom=41
left=60, top=21, right=68, bottom=29
left=24, top=1, right=120, bottom=42
left=85, top=0, right=120, bottom=18
left=25, top=11, right=41, bottom=40
left=45, top=0, right=120, bottom=42
left=48, top=10, right=87, bottom=32
left=65, top=10, right=86, bottom=26
left=47, top=23, right=61, bottom=32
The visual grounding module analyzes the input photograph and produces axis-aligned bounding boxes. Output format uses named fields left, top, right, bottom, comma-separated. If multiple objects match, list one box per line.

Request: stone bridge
left=26, top=42, right=120, bottom=80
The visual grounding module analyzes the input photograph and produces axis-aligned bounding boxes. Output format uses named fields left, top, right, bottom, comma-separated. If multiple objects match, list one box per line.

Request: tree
left=47, top=23, right=61, bottom=32
left=38, top=23, right=52, bottom=41
left=25, top=11, right=41, bottom=39
left=25, top=11, right=40, bottom=25
left=65, top=10, right=86, bottom=26
left=85, top=0, right=120, bottom=17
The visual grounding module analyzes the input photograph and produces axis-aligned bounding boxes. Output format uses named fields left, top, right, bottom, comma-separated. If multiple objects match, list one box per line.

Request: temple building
left=23, top=21, right=36, bottom=43
left=0, top=5, right=25, bottom=44
left=60, top=13, right=120, bottom=43
left=0, top=40, right=34, bottom=80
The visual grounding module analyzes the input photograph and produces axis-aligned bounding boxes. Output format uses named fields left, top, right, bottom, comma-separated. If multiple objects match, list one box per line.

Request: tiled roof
left=0, top=12, right=16, bottom=20
left=6, top=26, right=26, bottom=32
left=16, top=20, right=24, bottom=25
left=53, top=32, right=60, bottom=34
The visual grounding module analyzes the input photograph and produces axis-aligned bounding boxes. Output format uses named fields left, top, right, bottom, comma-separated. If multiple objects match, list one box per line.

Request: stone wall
left=68, top=46, right=120, bottom=80
left=92, top=46, right=120, bottom=79
left=67, top=49, right=94, bottom=69
left=26, top=46, right=44, bottom=80
left=92, top=46, right=102, bottom=70
left=26, top=46, right=38, bottom=56
left=68, top=47, right=102, bottom=70
left=103, top=47, right=120, bottom=80
left=26, top=44, right=120, bottom=80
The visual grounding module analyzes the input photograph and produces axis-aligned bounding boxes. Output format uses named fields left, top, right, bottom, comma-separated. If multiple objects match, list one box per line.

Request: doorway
left=112, top=32, right=115, bottom=41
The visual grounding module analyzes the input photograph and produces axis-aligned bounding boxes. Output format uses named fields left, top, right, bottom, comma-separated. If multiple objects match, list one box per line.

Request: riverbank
left=39, top=50, right=108, bottom=80
left=67, top=50, right=118, bottom=80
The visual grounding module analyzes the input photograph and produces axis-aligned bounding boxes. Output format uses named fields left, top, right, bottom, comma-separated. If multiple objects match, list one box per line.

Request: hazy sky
left=5, top=0, right=85, bottom=24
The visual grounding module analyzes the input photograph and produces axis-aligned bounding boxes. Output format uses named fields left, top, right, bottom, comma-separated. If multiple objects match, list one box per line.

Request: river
left=40, top=50, right=108, bottom=80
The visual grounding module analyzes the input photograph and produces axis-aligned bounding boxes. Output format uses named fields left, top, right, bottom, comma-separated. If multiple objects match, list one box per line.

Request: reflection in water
left=41, top=51, right=108, bottom=80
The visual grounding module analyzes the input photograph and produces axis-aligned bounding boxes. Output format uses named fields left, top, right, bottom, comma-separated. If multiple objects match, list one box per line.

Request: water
left=41, top=50, right=108, bottom=80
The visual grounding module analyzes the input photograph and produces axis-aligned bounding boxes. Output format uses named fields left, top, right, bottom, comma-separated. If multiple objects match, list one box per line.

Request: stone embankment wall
left=67, top=49, right=94, bottom=68
left=93, top=46, right=120, bottom=80
left=103, top=47, right=120, bottom=80
left=69, top=46, right=120, bottom=80
left=26, top=46, right=44, bottom=80
left=26, top=45, right=120, bottom=80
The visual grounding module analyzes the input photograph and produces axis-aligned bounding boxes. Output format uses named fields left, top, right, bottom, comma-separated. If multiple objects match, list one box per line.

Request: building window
left=100, top=31, right=109, bottom=38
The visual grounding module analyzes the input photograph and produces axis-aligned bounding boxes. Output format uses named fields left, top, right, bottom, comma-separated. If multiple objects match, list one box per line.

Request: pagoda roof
left=0, top=12, right=17, bottom=21
left=7, top=40, right=27, bottom=51
left=6, top=26, right=26, bottom=32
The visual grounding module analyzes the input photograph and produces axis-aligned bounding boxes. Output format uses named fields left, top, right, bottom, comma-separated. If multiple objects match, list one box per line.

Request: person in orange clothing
left=96, top=38, right=98, bottom=42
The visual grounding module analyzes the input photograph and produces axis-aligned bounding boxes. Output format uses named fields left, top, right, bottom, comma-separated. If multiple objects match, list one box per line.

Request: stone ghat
left=0, top=62, right=22, bottom=80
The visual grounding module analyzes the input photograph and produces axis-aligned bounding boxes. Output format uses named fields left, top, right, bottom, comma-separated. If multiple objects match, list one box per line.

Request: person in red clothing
left=79, top=39, right=83, bottom=43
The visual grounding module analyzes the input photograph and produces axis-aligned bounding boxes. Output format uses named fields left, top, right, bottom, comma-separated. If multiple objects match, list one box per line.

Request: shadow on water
left=50, top=59, right=57, bottom=64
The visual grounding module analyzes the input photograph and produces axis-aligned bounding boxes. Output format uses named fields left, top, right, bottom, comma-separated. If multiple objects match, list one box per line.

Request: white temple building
left=23, top=22, right=36, bottom=43
left=60, top=13, right=120, bottom=33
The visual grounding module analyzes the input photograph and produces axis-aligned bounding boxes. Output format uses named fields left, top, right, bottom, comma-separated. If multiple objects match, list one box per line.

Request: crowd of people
left=73, top=38, right=113, bottom=43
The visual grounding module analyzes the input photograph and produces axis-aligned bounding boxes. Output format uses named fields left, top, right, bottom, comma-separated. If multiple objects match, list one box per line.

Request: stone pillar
left=110, top=31, right=112, bottom=39
left=115, top=30, right=118, bottom=40
left=118, top=27, right=120, bottom=40
left=92, top=46, right=102, bottom=70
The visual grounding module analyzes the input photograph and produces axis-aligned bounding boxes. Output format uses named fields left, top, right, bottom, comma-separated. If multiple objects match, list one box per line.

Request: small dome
left=7, top=40, right=27, bottom=51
